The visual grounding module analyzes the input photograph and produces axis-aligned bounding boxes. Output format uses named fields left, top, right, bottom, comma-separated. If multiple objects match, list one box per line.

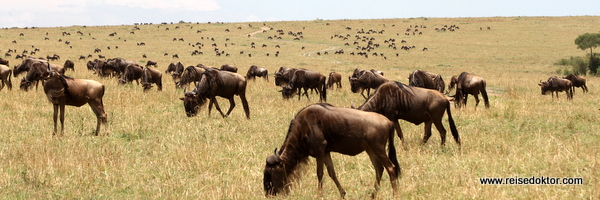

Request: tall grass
left=0, top=16, right=598, bottom=199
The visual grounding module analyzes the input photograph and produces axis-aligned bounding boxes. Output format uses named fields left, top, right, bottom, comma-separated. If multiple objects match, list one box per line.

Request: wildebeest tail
left=481, top=80, right=490, bottom=108
left=321, top=77, right=327, bottom=102
left=387, top=125, right=400, bottom=176
left=446, top=101, right=461, bottom=146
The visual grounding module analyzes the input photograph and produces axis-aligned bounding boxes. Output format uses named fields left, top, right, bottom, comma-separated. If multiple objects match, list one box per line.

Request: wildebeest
left=327, top=71, right=342, bottom=90
left=274, top=67, right=297, bottom=86
left=408, top=70, right=445, bottom=93
left=280, top=69, right=327, bottom=102
left=141, top=67, right=162, bottom=92
left=263, top=103, right=399, bottom=198
left=220, top=64, right=238, bottom=73
left=102, top=58, right=133, bottom=77
left=64, top=60, right=75, bottom=71
left=42, top=65, right=108, bottom=136
left=145, top=60, right=157, bottom=67
left=18, top=60, right=65, bottom=91
left=449, top=72, right=490, bottom=109
left=165, top=62, right=185, bottom=82
left=563, top=73, right=588, bottom=93
left=0, top=64, right=12, bottom=91
left=349, top=68, right=389, bottom=99
left=358, top=81, right=461, bottom=148
left=245, top=65, right=268, bottom=81
left=180, top=69, right=250, bottom=118
left=0, top=58, right=9, bottom=65
left=538, top=76, right=573, bottom=99
left=177, top=65, right=206, bottom=89
left=118, top=64, right=144, bottom=85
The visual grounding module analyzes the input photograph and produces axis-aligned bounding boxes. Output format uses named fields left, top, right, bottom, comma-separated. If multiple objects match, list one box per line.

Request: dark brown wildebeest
left=349, top=69, right=389, bottom=99
left=17, top=60, right=65, bottom=91
left=86, top=59, right=99, bottom=72
left=118, top=64, right=144, bottom=85
left=220, top=64, right=238, bottom=73
left=263, top=103, right=399, bottom=198
left=358, top=81, right=461, bottom=148
left=408, top=70, right=445, bottom=93
left=245, top=65, right=268, bottom=81
left=64, top=60, right=75, bottom=71
left=563, top=73, right=588, bottom=93
left=180, top=68, right=250, bottom=119
left=42, top=66, right=108, bottom=136
left=165, top=62, right=185, bottom=81
left=274, top=67, right=298, bottom=86
left=141, top=67, right=162, bottom=92
left=327, top=71, right=342, bottom=90
left=0, top=64, right=12, bottom=91
left=448, top=72, right=490, bottom=109
left=0, top=58, right=9, bottom=66
left=177, top=65, right=206, bottom=89
left=145, top=60, right=157, bottom=67
left=281, top=69, right=327, bottom=102
left=102, top=58, right=133, bottom=77
left=538, top=76, right=573, bottom=99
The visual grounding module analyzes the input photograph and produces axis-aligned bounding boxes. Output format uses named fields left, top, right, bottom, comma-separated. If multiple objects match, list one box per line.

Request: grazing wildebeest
left=165, top=62, right=185, bottom=82
left=145, top=60, right=157, bottom=67
left=358, top=81, right=461, bottom=148
left=141, top=67, right=162, bottom=92
left=538, top=76, right=573, bottom=99
left=102, top=58, right=133, bottom=77
left=408, top=70, right=445, bottom=93
left=274, top=67, right=298, bottom=86
left=118, top=64, right=144, bottom=85
left=42, top=65, right=108, bottom=136
left=263, top=103, right=399, bottom=198
left=18, top=60, right=65, bottom=91
left=245, top=65, right=268, bottom=81
left=327, top=71, right=342, bottom=90
left=281, top=69, right=327, bottom=102
left=220, top=64, right=238, bottom=73
left=349, top=69, right=389, bottom=99
left=86, top=60, right=99, bottom=72
left=449, top=72, right=489, bottom=109
left=64, top=60, right=75, bottom=71
left=180, top=69, right=250, bottom=119
left=0, top=64, right=12, bottom=91
left=177, top=65, right=206, bottom=89
left=563, top=74, right=588, bottom=93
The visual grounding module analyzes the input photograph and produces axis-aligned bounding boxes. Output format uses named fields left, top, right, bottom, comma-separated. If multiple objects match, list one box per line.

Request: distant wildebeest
left=220, top=64, right=238, bottom=73
left=42, top=65, right=108, bottom=136
left=538, top=76, right=573, bottom=99
left=263, top=103, right=399, bottom=198
left=101, top=58, right=133, bottom=77
left=449, top=72, right=490, bottom=109
left=327, top=71, right=342, bottom=90
left=245, top=65, right=268, bottom=81
left=177, top=65, right=206, bottom=89
left=145, top=60, right=157, bottom=67
left=180, top=69, right=250, bottom=119
left=0, top=65, right=12, bottom=91
left=165, top=62, right=185, bottom=83
left=349, top=68, right=389, bottom=99
left=280, top=69, right=327, bottom=102
left=118, top=64, right=144, bottom=85
left=563, top=73, right=588, bottom=93
left=358, top=81, right=461, bottom=148
left=141, top=67, right=162, bottom=92
left=63, top=60, right=75, bottom=71
left=408, top=70, right=445, bottom=93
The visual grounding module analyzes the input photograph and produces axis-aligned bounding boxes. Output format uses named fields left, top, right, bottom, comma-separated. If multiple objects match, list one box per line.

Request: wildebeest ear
left=179, top=97, right=185, bottom=101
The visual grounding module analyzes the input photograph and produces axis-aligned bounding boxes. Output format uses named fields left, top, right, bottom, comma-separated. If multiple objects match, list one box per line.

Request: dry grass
left=0, top=16, right=598, bottom=199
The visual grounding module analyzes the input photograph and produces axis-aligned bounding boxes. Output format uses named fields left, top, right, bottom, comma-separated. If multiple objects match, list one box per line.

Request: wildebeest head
left=280, top=85, right=296, bottom=99
left=349, top=77, right=362, bottom=93
left=263, top=150, right=288, bottom=197
left=180, top=91, right=203, bottom=117
left=538, top=80, right=551, bottom=95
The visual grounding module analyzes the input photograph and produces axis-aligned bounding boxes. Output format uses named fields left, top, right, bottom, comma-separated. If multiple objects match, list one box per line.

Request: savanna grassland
left=0, top=16, right=598, bottom=199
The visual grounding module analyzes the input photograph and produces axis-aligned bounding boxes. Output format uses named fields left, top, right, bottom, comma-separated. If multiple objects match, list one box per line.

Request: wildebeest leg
left=392, top=121, right=407, bottom=150
left=365, top=148, right=384, bottom=198
left=473, top=94, right=480, bottom=109
left=211, top=97, right=227, bottom=118
left=366, top=145, right=399, bottom=198
left=52, top=104, right=59, bottom=135
left=89, top=99, right=108, bottom=136
left=207, top=98, right=216, bottom=116
left=462, top=94, right=469, bottom=108
left=59, top=104, right=66, bottom=135
left=422, top=121, right=433, bottom=145
left=433, top=119, right=447, bottom=146
left=239, top=93, right=250, bottom=119
left=224, top=97, right=237, bottom=117
left=318, top=153, right=346, bottom=198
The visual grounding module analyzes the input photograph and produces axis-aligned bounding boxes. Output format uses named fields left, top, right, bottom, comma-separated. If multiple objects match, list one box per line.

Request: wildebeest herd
left=0, top=21, right=590, bottom=199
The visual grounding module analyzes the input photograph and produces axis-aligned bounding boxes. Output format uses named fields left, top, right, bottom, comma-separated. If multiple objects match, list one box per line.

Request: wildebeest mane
left=194, top=69, right=219, bottom=102
left=358, top=81, right=414, bottom=115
